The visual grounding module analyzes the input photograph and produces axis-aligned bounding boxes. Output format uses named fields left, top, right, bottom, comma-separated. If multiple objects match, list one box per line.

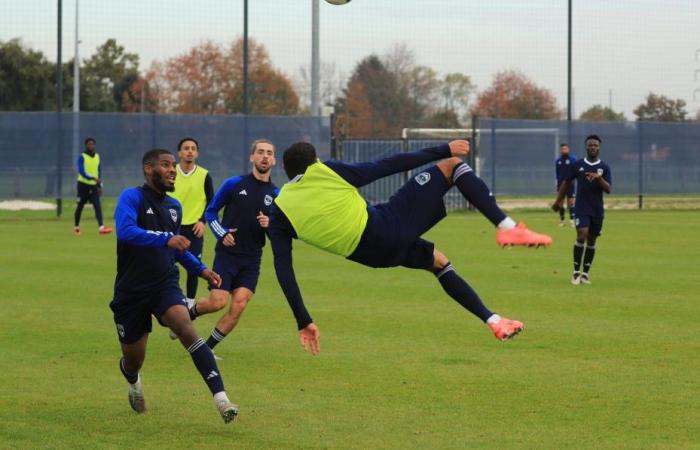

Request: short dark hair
left=250, top=138, right=274, bottom=154
left=142, top=149, right=173, bottom=166
left=585, top=134, right=602, bottom=144
left=560, top=143, right=569, bottom=148
left=84, top=137, right=96, bottom=145
left=177, top=137, right=199, bottom=151
left=283, top=142, right=317, bottom=179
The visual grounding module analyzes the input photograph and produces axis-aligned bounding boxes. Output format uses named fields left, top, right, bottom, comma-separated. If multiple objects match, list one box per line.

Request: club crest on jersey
left=264, top=194, right=273, bottom=206
left=415, top=172, right=431, bottom=186
left=565, top=160, right=570, bottom=165
left=597, top=168, right=604, bottom=176
left=117, top=324, right=125, bottom=338
left=169, top=208, right=178, bottom=222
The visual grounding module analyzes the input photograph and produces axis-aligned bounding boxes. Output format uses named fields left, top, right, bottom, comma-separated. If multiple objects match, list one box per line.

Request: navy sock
left=188, top=338, right=225, bottom=395
left=573, top=240, right=584, bottom=272
left=206, top=328, right=227, bottom=350
left=119, top=357, right=138, bottom=384
left=452, top=163, right=507, bottom=226
left=93, top=196, right=104, bottom=227
left=559, top=206, right=565, bottom=221
left=568, top=206, right=574, bottom=220
left=189, top=304, right=199, bottom=321
left=583, top=245, right=596, bottom=274
left=436, top=263, right=493, bottom=322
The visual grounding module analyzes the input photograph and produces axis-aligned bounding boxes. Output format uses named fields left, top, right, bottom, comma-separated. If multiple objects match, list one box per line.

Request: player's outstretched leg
left=438, top=159, right=552, bottom=247
left=119, top=335, right=148, bottom=413
left=581, top=235, right=597, bottom=285
left=161, top=305, right=239, bottom=423
left=431, top=249, right=523, bottom=341
left=205, top=288, right=254, bottom=357
left=74, top=198, right=87, bottom=235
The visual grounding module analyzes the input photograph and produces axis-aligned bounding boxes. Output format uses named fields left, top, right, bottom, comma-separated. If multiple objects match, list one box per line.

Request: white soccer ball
left=325, top=0, right=351, bottom=5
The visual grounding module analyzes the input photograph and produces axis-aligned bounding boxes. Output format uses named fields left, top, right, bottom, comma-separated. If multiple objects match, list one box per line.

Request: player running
left=552, top=135, right=612, bottom=285
left=110, top=149, right=238, bottom=423
left=168, top=137, right=214, bottom=303
left=74, top=137, right=112, bottom=235
left=184, top=139, right=278, bottom=356
left=555, top=143, right=576, bottom=227
left=268, top=140, right=552, bottom=354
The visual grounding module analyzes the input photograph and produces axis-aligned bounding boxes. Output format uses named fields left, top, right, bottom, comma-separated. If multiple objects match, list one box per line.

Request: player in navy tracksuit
left=555, top=143, right=576, bottom=226
left=186, top=139, right=279, bottom=355
left=110, top=149, right=238, bottom=423
left=553, top=135, right=612, bottom=285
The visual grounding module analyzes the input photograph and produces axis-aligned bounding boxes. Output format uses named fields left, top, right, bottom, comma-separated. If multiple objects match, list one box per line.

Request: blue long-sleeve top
left=77, top=152, right=101, bottom=181
left=205, top=173, right=279, bottom=258
left=555, top=154, right=576, bottom=185
left=268, top=144, right=452, bottom=329
left=114, top=184, right=206, bottom=293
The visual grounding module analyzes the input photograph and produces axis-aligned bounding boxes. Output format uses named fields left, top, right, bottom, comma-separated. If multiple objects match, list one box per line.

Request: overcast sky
left=2, top=0, right=699, bottom=118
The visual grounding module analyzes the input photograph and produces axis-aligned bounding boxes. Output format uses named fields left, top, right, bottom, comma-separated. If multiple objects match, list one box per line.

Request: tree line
left=1, top=38, right=695, bottom=137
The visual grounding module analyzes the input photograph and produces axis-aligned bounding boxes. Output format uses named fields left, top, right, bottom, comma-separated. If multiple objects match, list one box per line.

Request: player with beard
left=110, top=149, right=238, bottom=422
left=185, top=139, right=279, bottom=356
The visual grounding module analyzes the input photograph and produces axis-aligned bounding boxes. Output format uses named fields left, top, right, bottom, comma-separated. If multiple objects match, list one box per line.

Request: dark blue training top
left=566, top=158, right=612, bottom=217
left=555, top=154, right=576, bottom=185
left=114, top=184, right=206, bottom=294
left=205, top=173, right=279, bottom=258
left=268, top=144, right=452, bottom=329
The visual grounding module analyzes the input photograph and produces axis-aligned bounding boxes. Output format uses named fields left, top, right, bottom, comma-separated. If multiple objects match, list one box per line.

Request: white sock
left=99, top=225, right=105, bottom=230
left=129, top=374, right=141, bottom=389
left=497, top=217, right=517, bottom=229
left=486, top=314, right=502, bottom=325
left=214, top=391, right=230, bottom=405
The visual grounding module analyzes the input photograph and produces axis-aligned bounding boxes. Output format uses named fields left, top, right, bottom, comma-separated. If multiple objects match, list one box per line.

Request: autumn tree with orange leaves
left=472, top=70, right=562, bottom=120
left=145, top=38, right=298, bottom=115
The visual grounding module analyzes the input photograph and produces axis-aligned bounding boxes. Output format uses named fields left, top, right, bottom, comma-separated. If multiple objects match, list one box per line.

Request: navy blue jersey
left=205, top=173, right=279, bottom=257
left=555, top=154, right=576, bottom=185
left=114, top=184, right=205, bottom=294
left=268, top=144, right=451, bottom=329
left=567, top=158, right=612, bottom=217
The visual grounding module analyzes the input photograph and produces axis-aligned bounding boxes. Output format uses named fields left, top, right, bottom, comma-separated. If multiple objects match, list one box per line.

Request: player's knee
left=437, top=157, right=463, bottom=183
left=431, top=249, right=450, bottom=273
left=230, top=295, right=251, bottom=313
left=210, top=293, right=229, bottom=311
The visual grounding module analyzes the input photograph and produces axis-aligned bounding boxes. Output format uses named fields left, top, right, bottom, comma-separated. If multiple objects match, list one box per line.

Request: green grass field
left=1, top=204, right=698, bottom=449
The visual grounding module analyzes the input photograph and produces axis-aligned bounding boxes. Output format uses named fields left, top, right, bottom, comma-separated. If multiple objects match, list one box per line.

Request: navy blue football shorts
left=210, top=251, right=261, bottom=293
left=556, top=181, right=575, bottom=198
left=575, top=215, right=604, bottom=237
left=110, top=281, right=187, bottom=344
left=348, top=165, right=449, bottom=270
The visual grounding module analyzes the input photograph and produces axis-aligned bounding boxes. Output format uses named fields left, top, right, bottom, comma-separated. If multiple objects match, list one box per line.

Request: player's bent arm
left=199, top=173, right=215, bottom=224
left=553, top=180, right=571, bottom=209
left=115, top=189, right=172, bottom=247
left=324, top=144, right=452, bottom=188
left=175, top=250, right=207, bottom=274
left=598, top=171, right=612, bottom=194
left=205, top=176, right=241, bottom=239
left=76, top=155, right=94, bottom=180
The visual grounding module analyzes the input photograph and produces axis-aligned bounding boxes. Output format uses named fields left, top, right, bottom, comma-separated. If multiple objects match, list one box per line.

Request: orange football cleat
left=488, top=317, right=524, bottom=341
left=99, top=226, right=113, bottom=234
left=496, top=222, right=552, bottom=247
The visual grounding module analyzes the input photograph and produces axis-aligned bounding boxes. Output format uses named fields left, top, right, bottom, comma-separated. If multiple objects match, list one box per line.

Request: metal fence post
left=637, top=122, right=644, bottom=209
left=490, top=118, right=496, bottom=194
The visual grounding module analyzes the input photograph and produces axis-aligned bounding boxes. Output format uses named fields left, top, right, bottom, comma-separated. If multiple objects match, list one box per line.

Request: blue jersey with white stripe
left=114, top=184, right=205, bottom=294
left=567, top=158, right=612, bottom=217
left=205, top=173, right=279, bottom=257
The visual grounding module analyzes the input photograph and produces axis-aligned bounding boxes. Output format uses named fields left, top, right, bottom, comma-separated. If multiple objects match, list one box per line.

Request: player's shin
left=435, top=263, right=492, bottom=322
left=451, top=163, right=511, bottom=228
left=187, top=338, right=225, bottom=395
left=583, top=245, right=596, bottom=274
left=573, top=240, right=585, bottom=273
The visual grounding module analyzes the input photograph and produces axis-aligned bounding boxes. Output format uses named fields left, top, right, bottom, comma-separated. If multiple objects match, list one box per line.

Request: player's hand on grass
left=257, top=211, right=269, bottom=229
left=167, top=235, right=191, bottom=251
left=192, top=221, right=206, bottom=238
left=299, top=323, right=320, bottom=355
left=200, top=268, right=222, bottom=288
left=448, top=140, right=470, bottom=157
left=222, top=228, right=238, bottom=247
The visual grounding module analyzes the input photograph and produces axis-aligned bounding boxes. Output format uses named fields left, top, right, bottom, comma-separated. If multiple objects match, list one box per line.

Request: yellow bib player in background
left=168, top=137, right=214, bottom=303
left=74, top=137, right=112, bottom=235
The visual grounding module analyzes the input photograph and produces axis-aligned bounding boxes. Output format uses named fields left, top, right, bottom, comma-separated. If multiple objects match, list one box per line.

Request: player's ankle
left=486, top=314, right=502, bottom=324
left=213, top=391, right=230, bottom=404
left=496, top=217, right=516, bottom=230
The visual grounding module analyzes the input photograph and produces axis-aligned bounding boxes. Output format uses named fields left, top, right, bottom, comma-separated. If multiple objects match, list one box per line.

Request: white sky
left=2, top=0, right=699, bottom=118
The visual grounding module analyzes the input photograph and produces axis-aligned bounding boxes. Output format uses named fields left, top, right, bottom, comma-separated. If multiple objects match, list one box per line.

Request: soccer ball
left=325, top=0, right=351, bottom=5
